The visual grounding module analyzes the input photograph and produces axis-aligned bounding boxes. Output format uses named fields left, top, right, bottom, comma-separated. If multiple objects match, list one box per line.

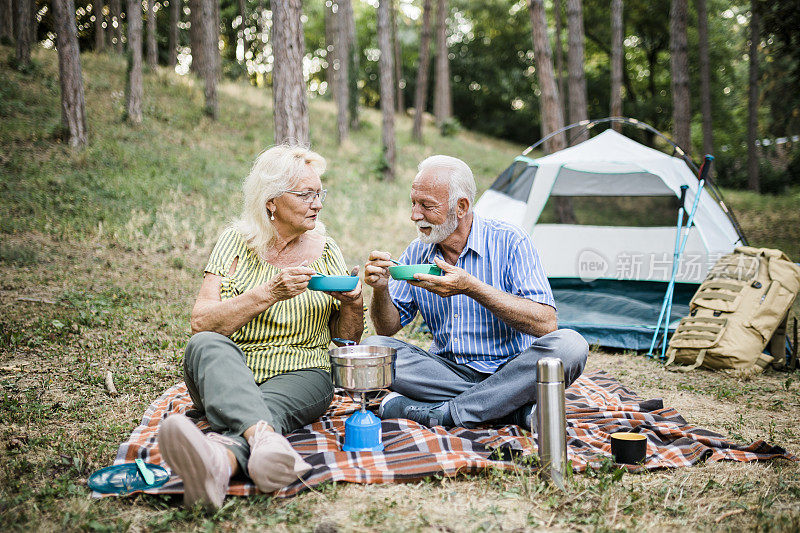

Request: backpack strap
left=664, top=348, right=707, bottom=372
left=769, top=315, right=789, bottom=370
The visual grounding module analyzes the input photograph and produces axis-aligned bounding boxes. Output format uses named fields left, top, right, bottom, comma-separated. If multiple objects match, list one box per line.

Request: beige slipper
left=158, top=414, right=231, bottom=511
left=246, top=421, right=312, bottom=493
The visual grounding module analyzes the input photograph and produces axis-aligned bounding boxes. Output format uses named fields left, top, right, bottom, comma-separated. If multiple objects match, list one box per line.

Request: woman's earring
left=270, top=211, right=275, bottom=221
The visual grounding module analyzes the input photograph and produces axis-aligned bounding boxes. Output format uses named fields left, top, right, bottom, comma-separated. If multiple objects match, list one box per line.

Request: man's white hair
left=233, top=143, right=326, bottom=259
left=417, top=155, right=476, bottom=212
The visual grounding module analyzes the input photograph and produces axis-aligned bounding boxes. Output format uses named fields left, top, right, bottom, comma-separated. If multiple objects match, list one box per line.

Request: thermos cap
left=537, top=357, right=564, bottom=383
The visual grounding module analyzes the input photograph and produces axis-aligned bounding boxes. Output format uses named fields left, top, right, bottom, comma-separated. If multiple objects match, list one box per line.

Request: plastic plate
left=388, top=264, right=443, bottom=280
left=307, top=274, right=359, bottom=292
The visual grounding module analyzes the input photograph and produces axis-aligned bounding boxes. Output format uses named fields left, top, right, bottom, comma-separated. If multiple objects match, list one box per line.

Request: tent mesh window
left=488, top=161, right=537, bottom=202
left=538, top=196, right=680, bottom=226
left=538, top=167, right=680, bottom=226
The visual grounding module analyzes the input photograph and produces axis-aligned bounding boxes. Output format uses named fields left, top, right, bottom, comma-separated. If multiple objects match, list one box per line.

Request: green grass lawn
left=1, top=45, right=799, bottom=532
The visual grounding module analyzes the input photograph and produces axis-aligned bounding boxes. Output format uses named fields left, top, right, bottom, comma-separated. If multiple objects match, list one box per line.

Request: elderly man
left=363, top=155, right=588, bottom=430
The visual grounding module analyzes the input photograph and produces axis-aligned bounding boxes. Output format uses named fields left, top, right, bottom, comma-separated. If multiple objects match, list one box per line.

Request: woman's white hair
left=417, top=155, right=476, bottom=212
left=233, top=143, right=327, bottom=259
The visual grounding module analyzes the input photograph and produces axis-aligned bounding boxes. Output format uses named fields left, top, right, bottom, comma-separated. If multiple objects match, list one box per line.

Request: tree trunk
left=528, top=0, right=565, bottom=153
left=342, top=0, right=359, bottom=128
left=747, top=0, right=759, bottom=192
left=272, top=0, right=309, bottom=144
left=377, top=0, right=396, bottom=181
left=529, top=0, right=574, bottom=223
left=391, top=0, right=403, bottom=113
left=330, top=0, right=349, bottom=142
left=125, top=0, right=143, bottom=124
left=168, top=0, right=179, bottom=67
left=201, top=0, right=217, bottom=117
left=15, top=0, right=31, bottom=67
left=610, top=0, right=623, bottom=130
left=189, top=0, right=204, bottom=74
left=0, top=0, right=13, bottom=45
left=93, top=0, right=104, bottom=51
left=146, top=0, right=157, bottom=67
left=111, top=0, right=123, bottom=52
left=566, top=0, right=587, bottom=144
left=553, top=0, right=566, bottom=118
left=105, top=0, right=113, bottom=45
left=411, top=0, right=432, bottom=141
left=670, top=0, right=691, bottom=153
left=433, top=0, right=451, bottom=127
left=30, top=0, right=38, bottom=46
left=696, top=0, right=713, bottom=157
left=52, top=0, right=88, bottom=147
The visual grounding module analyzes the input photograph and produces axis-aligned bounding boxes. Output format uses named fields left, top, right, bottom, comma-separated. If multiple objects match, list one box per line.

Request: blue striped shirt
left=389, top=214, right=555, bottom=373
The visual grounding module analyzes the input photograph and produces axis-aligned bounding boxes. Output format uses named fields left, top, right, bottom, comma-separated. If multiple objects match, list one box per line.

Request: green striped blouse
left=204, top=227, right=349, bottom=383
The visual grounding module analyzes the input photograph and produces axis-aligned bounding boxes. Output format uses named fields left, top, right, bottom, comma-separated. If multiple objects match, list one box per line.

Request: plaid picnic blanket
left=110, top=371, right=795, bottom=498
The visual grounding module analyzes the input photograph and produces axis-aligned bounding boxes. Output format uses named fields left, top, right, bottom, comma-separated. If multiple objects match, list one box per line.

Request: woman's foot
left=246, top=421, right=312, bottom=493
left=158, top=414, right=232, bottom=511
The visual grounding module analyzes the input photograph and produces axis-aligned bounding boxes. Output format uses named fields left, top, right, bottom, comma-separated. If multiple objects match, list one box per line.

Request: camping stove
left=329, top=344, right=396, bottom=452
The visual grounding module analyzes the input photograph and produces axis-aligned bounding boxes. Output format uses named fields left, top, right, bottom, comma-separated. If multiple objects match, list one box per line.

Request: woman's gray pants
left=182, top=331, right=334, bottom=474
left=362, top=329, right=588, bottom=428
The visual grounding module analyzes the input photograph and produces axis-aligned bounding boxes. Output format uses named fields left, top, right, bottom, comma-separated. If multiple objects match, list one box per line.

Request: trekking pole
left=658, top=156, right=713, bottom=359
left=648, top=155, right=713, bottom=358
left=648, top=184, right=688, bottom=357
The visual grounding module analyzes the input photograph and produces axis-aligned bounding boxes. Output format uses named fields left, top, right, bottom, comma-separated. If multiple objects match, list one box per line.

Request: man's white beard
left=416, top=209, right=459, bottom=244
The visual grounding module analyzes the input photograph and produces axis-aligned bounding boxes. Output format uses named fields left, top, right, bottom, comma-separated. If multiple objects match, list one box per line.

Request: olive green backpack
left=665, top=247, right=800, bottom=373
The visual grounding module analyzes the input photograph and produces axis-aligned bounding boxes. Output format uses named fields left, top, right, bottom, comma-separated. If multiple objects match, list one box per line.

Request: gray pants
left=183, top=331, right=334, bottom=473
left=362, top=329, right=588, bottom=427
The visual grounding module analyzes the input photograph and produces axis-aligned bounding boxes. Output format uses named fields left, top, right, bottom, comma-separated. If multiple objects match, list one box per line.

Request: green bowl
left=388, top=264, right=443, bottom=281
left=307, top=275, right=358, bottom=292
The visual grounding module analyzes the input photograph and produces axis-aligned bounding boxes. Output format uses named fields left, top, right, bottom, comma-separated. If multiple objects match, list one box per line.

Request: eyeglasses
left=282, top=189, right=327, bottom=204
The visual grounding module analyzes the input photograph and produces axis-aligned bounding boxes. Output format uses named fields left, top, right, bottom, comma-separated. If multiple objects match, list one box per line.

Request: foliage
left=758, top=0, right=800, bottom=137
left=40, top=0, right=797, bottom=190
left=439, top=115, right=461, bottom=137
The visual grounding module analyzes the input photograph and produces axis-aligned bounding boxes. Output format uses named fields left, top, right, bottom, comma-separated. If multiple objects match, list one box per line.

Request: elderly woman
left=158, top=144, right=363, bottom=510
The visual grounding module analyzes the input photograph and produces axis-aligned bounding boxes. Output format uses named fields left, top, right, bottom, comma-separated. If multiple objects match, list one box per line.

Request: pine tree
left=411, top=0, right=432, bottom=141
left=52, top=0, right=89, bottom=147
left=377, top=0, right=396, bottom=181
left=125, top=0, right=143, bottom=124
left=272, top=0, right=309, bottom=144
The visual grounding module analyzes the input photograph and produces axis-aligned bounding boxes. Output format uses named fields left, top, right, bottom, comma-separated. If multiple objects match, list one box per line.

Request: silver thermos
left=535, top=357, right=567, bottom=488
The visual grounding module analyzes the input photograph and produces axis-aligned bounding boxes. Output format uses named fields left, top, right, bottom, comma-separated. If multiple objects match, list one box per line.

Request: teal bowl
left=308, top=274, right=358, bottom=292
left=388, top=264, right=443, bottom=281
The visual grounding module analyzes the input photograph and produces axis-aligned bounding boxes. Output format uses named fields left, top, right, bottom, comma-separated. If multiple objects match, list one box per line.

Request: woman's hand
left=263, top=265, right=316, bottom=302
left=323, top=266, right=363, bottom=305
left=324, top=286, right=363, bottom=305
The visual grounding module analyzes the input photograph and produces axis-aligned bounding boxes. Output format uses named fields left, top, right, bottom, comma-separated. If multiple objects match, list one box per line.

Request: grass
left=1, top=44, right=799, bottom=531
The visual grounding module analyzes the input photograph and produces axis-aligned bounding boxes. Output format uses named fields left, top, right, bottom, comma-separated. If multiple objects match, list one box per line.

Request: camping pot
left=328, top=345, right=396, bottom=392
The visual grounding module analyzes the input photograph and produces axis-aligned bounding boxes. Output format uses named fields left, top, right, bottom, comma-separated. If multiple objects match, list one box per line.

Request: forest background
left=5, top=0, right=800, bottom=191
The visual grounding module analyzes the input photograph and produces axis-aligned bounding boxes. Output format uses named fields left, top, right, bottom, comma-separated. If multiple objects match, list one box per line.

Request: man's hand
left=409, top=258, right=475, bottom=297
left=364, top=250, right=394, bottom=290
